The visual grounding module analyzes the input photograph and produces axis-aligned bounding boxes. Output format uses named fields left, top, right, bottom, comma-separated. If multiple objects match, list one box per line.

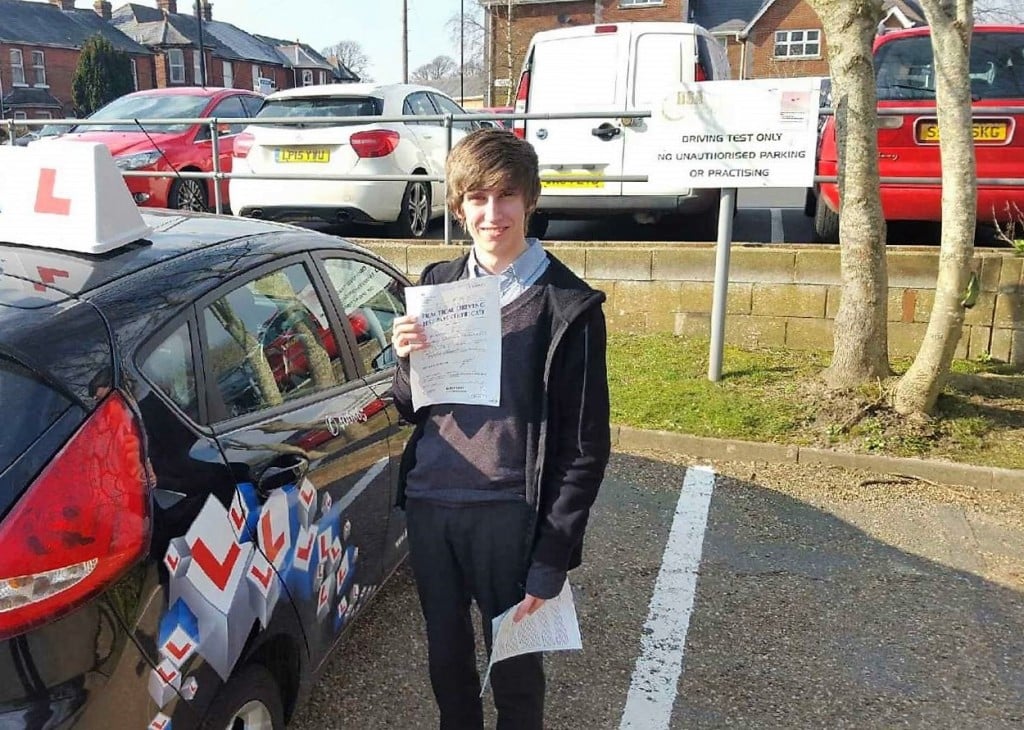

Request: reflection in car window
left=255, top=96, right=382, bottom=127
left=876, top=33, right=1024, bottom=101
left=140, top=322, right=199, bottom=419
left=430, top=93, right=474, bottom=131
left=203, top=264, right=347, bottom=420
left=322, top=259, right=405, bottom=374
left=83, top=93, right=211, bottom=133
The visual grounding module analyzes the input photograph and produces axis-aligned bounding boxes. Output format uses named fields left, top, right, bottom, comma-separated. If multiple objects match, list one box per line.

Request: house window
left=619, top=0, right=661, bottom=6
left=168, top=48, right=185, bottom=83
left=252, top=65, right=260, bottom=89
left=131, top=58, right=138, bottom=90
left=774, top=29, right=821, bottom=59
left=32, top=51, right=46, bottom=86
left=193, top=50, right=204, bottom=85
left=10, top=49, right=26, bottom=85
left=223, top=61, right=233, bottom=88
left=319, top=71, right=327, bottom=84
left=302, top=69, right=314, bottom=86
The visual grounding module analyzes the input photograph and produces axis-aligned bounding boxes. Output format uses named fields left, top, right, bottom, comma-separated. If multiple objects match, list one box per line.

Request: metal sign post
left=643, top=77, right=823, bottom=381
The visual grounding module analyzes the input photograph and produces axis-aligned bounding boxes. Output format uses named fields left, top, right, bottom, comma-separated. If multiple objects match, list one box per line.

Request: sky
left=27, top=0, right=476, bottom=83
left=166, top=0, right=473, bottom=83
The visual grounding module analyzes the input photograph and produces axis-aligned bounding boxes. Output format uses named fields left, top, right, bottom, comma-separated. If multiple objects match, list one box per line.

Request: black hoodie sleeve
left=527, top=303, right=611, bottom=598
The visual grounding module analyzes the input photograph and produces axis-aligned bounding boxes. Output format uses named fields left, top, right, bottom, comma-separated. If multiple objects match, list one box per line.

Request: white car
left=230, top=83, right=479, bottom=237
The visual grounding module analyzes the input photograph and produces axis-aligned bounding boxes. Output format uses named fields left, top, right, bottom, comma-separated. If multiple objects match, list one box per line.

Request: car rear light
left=513, top=71, right=530, bottom=139
left=0, top=393, right=151, bottom=640
left=595, top=24, right=617, bottom=33
left=234, top=131, right=255, bottom=159
left=877, top=115, right=905, bottom=129
left=695, top=63, right=708, bottom=82
left=350, top=130, right=400, bottom=158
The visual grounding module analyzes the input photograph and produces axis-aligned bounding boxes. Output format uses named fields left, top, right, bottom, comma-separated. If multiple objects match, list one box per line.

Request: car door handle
left=591, top=123, right=621, bottom=141
left=257, top=455, right=310, bottom=498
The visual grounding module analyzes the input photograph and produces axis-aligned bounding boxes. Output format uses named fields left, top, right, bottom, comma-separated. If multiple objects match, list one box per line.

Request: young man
left=390, top=128, right=611, bottom=729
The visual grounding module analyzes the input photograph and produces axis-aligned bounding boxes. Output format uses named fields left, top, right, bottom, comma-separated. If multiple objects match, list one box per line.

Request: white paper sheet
left=405, top=276, right=501, bottom=410
left=481, top=580, right=582, bottom=696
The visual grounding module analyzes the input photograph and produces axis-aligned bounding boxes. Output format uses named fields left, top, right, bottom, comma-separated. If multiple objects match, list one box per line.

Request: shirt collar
left=467, top=237, right=545, bottom=282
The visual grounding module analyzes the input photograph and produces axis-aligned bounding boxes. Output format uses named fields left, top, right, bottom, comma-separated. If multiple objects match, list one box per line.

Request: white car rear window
left=256, top=96, right=383, bottom=127
left=531, top=35, right=620, bottom=109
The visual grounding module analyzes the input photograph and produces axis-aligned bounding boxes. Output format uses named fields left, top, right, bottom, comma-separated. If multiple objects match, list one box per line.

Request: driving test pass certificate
left=406, top=276, right=501, bottom=410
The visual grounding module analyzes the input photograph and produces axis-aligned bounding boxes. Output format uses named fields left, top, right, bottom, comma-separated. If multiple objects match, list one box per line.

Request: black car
left=0, top=147, right=413, bottom=729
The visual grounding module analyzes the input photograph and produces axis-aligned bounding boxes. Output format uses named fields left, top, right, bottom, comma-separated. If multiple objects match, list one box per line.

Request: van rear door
left=526, top=26, right=630, bottom=197
left=622, top=26, right=699, bottom=196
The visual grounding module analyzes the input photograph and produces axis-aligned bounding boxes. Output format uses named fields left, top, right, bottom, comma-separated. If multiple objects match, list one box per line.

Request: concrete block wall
left=362, top=241, right=1024, bottom=366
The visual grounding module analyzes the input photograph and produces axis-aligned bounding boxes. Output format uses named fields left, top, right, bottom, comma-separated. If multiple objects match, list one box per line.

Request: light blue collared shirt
left=467, top=237, right=550, bottom=307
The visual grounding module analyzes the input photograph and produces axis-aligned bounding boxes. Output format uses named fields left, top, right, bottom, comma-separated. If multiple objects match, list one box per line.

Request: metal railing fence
left=4, top=102, right=1024, bottom=244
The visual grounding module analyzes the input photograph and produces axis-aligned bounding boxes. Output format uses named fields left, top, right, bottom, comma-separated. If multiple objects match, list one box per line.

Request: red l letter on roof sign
left=34, top=168, right=72, bottom=215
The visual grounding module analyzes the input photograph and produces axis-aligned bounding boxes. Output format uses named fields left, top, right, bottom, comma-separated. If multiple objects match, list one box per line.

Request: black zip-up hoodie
left=391, top=251, right=611, bottom=598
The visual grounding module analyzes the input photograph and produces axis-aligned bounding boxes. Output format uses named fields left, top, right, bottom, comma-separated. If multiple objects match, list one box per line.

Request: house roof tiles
left=0, top=0, right=150, bottom=54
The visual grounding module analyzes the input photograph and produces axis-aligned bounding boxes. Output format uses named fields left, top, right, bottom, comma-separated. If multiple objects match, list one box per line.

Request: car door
left=525, top=26, right=629, bottom=196
left=401, top=90, right=447, bottom=205
left=621, top=27, right=700, bottom=197
left=197, top=255, right=393, bottom=671
left=314, top=251, right=412, bottom=577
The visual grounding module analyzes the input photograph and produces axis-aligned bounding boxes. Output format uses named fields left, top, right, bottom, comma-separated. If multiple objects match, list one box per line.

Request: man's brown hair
left=445, top=128, right=541, bottom=223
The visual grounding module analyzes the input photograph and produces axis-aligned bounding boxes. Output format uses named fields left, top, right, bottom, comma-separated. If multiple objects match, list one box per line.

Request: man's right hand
left=392, top=315, right=429, bottom=358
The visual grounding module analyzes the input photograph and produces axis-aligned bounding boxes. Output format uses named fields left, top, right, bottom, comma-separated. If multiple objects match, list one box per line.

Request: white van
left=512, top=22, right=730, bottom=237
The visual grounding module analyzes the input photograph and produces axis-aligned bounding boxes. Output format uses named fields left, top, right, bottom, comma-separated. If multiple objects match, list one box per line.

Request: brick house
left=481, top=0, right=926, bottom=104
left=0, top=0, right=154, bottom=125
left=111, top=1, right=351, bottom=93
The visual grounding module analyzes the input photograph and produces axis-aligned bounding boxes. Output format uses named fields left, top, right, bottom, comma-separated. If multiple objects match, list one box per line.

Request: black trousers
left=406, top=498, right=545, bottom=730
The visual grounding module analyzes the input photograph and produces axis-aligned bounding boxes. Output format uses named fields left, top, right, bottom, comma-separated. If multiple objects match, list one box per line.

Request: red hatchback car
left=811, top=25, right=1024, bottom=242
left=63, top=87, right=263, bottom=212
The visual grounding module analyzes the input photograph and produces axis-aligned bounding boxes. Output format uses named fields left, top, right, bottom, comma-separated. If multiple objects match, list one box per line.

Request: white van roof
left=529, top=21, right=704, bottom=42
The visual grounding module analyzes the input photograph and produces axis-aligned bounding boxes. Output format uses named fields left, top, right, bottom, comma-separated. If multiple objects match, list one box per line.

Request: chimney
left=93, top=0, right=112, bottom=20
left=202, top=1, right=212, bottom=22
left=157, top=0, right=177, bottom=14
left=49, top=0, right=76, bottom=10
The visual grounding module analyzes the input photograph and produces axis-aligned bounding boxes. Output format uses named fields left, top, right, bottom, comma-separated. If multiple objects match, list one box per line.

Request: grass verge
left=607, top=334, right=1024, bottom=470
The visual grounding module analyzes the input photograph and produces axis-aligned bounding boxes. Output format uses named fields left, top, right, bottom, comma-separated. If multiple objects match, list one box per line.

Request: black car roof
left=0, top=210, right=365, bottom=309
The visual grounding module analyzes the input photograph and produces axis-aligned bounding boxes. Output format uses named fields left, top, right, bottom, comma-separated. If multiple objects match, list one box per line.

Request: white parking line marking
left=619, top=465, right=716, bottom=730
left=770, top=207, right=784, bottom=242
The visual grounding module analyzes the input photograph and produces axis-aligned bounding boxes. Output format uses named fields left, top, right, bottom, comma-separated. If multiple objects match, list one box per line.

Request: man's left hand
left=513, top=594, right=546, bottom=623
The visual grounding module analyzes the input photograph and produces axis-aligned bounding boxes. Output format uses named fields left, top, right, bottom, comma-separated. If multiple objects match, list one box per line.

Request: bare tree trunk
left=894, top=0, right=977, bottom=415
left=809, top=0, right=892, bottom=389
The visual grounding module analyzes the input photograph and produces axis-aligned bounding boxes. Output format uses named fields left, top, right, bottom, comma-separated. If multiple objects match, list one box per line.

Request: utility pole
left=194, top=1, right=207, bottom=87
left=460, top=0, right=465, bottom=102
left=402, top=0, right=409, bottom=83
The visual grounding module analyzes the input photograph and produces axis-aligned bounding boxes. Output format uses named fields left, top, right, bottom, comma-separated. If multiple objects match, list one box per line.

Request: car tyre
left=200, top=663, right=284, bottom=730
left=813, top=196, right=840, bottom=243
left=393, top=181, right=431, bottom=238
left=527, top=213, right=549, bottom=239
left=169, top=178, right=209, bottom=212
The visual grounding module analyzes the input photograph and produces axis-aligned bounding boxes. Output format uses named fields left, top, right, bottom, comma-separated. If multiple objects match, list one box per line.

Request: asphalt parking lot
left=290, top=450, right=1024, bottom=729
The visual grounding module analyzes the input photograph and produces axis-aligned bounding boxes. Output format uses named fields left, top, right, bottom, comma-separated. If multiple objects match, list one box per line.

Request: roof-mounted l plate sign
left=0, top=141, right=152, bottom=254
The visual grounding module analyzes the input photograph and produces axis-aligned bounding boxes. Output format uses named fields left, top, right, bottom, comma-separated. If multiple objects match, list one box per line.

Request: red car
left=810, top=25, right=1024, bottom=242
left=63, top=87, right=263, bottom=212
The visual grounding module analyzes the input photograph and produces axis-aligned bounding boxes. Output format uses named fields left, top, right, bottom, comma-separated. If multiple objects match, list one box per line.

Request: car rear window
left=0, top=357, right=72, bottom=474
left=876, top=32, right=1024, bottom=101
left=255, top=96, right=383, bottom=127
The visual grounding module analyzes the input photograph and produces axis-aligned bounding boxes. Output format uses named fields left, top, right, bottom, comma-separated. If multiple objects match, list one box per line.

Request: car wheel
left=393, top=181, right=431, bottom=238
left=527, top=213, right=549, bottom=239
left=813, top=196, right=840, bottom=243
left=169, top=178, right=209, bottom=212
left=200, top=663, right=284, bottom=730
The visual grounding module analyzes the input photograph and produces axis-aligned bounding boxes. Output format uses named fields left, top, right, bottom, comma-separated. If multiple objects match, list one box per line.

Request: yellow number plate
left=541, top=173, right=604, bottom=189
left=915, top=119, right=1009, bottom=144
left=276, top=148, right=330, bottom=163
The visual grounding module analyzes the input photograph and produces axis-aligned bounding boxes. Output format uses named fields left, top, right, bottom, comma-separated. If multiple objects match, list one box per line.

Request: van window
left=531, top=34, right=621, bottom=109
left=633, top=32, right=694, bottom=109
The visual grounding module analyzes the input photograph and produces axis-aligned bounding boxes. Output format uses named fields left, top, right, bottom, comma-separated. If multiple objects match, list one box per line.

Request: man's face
left=459, top=186, right=529, bottom=262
